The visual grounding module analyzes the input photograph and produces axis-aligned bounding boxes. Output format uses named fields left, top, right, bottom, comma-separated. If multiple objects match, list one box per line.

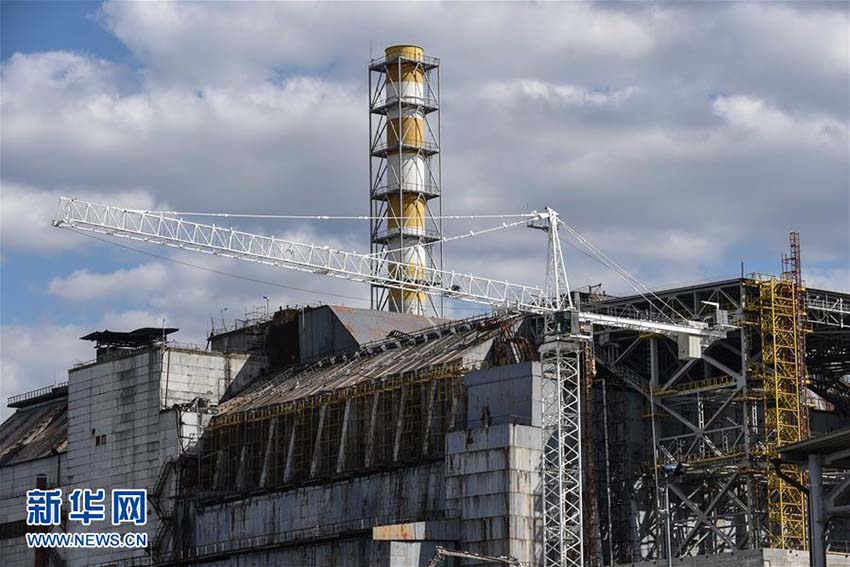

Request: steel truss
left=806, top=290, right=850, bottom=328
left=596, top=333, right=757, bottom=556
left=53, top=199, right=725, bottom=342
left=596, top=331, right=763, bottom=560
left=587, top=274, right=849, bottom=563
left=54, top=197, right=547, bottom=311
left=541, top=336, right=584, bottom=567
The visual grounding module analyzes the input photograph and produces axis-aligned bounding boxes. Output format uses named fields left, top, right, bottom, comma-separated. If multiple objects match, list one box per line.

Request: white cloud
left=95, top=2, right=656, bottom=88
left=712, top=95, right=847, bottom=147
left=728, top=3, right=849, bottom=77
left=0, top=322, right=91, bottom=421
left=483, top=80, right=637, bottom=108
left=0, top=50, right=362, bottom=217
left=47, top=263, right=168, bottom=300
left=581, top=227, right=730, bottom=264
left=0, top=183, right=158, bottom=253
left=1, top=2, right=848, bottom=400
left=805, top=266, right=850, bottom=293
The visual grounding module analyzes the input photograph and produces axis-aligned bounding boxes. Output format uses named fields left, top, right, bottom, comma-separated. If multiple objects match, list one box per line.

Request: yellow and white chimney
left=369, top=45, right=441, bottom=315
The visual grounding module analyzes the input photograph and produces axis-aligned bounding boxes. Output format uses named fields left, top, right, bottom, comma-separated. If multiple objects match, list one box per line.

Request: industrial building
left=2, top=45, right=850, bottom=567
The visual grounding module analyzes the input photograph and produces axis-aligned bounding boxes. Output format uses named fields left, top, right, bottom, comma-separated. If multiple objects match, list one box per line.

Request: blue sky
left=1, top=1, right=848, bottom=417
left=1, top=1, right=126, bottom=60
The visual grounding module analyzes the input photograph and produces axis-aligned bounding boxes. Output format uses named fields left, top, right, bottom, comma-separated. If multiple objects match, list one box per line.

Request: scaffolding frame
left=200, top=364, right=466, bottom=492
left=746, top=275, right=808, bottom=550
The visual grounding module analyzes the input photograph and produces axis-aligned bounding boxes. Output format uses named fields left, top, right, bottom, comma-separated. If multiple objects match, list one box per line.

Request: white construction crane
left=52, top=197, right=728, bottom=567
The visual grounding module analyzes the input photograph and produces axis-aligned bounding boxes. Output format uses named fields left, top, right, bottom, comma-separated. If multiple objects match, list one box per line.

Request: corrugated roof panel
left=216, top=315, right=512, bottom=418
left=0, top=399, right=67, bottom=466
left=328, top=305, right=448, bottom=345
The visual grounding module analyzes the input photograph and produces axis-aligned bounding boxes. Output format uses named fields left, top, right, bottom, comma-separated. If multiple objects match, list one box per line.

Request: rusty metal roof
left=0, top=398, right=67, bottom=466
left=216, top=313, right=517, bottom=418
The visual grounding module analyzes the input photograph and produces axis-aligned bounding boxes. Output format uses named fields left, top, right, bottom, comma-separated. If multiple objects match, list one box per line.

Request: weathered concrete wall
left=183, top=538, right=391, bottom=567
left=176, top=529, right=451, bottom=566
left=445, top=423, right=541, bottom=565
left=193, top=461, right=447, bottom=549
left=0, top=452, right=63, bottom=566
left=160, top=347, right=260, bottom=408
left=299, top=306, right=360, bottom=361
left=0, top=347, right=253, bottom=567
left=447, top=362, right=542, bottom=565
left=61, top=347, right=254, bottom=565
left=465, top=362, right=541, bottom=428
left=181, top=361, right=543, bottom=566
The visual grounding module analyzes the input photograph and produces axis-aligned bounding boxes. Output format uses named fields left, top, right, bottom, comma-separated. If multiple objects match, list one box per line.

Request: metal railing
left=371, top=93, right=439, bottom=113
left=7, top=381, right=68, bottom=406
left=372, top=182, right=441, bottom=200
left=70, top=341, right=209, bottom=370
left=370, top=138, right=440, bottom=157
left=368, top=52, right=440, bottom=70
left=374, top=226, right=441, bottom=243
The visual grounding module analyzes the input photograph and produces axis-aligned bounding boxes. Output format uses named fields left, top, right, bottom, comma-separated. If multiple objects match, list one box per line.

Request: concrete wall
left=447, top=362, right=542, bottom=565
left=161, top=347, right=260, bottom=408
left=61, top=347, right=254, bottom=565
left=177, top=361, right=543, bottom=566
left=299, top=306, right=359, bottom=361
left=0, top=346, right=253, bottom=566
left=0, top=453, right=63, bottom=566
left=445, top=423, right=541, bottom=565
left=465, top=362, right=541, bottom=428
left=182, top=539, right=392, bottom=567
left=193, top=461, right=447, bottom=547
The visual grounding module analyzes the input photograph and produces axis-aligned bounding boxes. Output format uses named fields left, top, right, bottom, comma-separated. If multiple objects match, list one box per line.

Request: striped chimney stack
left=369, top=45, right=442, bottom=315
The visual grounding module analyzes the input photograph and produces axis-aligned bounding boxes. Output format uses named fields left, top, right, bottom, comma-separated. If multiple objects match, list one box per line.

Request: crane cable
left=64, top=228, right=490, bottom=312
left=557, top=218, right=688, bottom=323
left=369, top=217, right=532, bottom=257
left=135, top=211, right=537, bottom=221
left=67, top=206, right=688, bottom=321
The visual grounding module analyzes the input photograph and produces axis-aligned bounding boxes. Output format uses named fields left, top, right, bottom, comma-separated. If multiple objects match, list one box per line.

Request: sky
left=1, top=1, right=848, bottom=419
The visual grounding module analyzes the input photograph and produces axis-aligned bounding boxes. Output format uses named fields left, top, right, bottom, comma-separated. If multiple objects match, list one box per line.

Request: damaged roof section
left=0, top=397, right=67, bottom=466
left=296, top=304, right=449, bottom=363
left=216, top=313, right=521, bottom=420
left=327, top=305, right=447, bottom=345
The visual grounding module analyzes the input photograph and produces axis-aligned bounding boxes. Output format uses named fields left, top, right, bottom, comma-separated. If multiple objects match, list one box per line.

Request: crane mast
left=53, top=197, right=727, bottom=566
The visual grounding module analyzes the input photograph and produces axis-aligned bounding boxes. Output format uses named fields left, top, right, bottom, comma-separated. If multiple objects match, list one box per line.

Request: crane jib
left=53, top=197, right=728, bottom=342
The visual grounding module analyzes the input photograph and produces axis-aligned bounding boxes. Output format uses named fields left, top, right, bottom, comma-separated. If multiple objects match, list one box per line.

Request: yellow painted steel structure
left=746, top=277, right=808, bottom=550
left=369, top=45, right=441, bottom=315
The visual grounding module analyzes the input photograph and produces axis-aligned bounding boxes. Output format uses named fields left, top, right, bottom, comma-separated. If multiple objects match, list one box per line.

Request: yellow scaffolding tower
left=746, top=277, right=808, bottom=550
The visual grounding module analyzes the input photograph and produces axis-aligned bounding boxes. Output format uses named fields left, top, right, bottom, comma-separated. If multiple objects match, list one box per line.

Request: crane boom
left=52, top=197, right=725, bottom=340
left=53, top=197, right=550, bottom=312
